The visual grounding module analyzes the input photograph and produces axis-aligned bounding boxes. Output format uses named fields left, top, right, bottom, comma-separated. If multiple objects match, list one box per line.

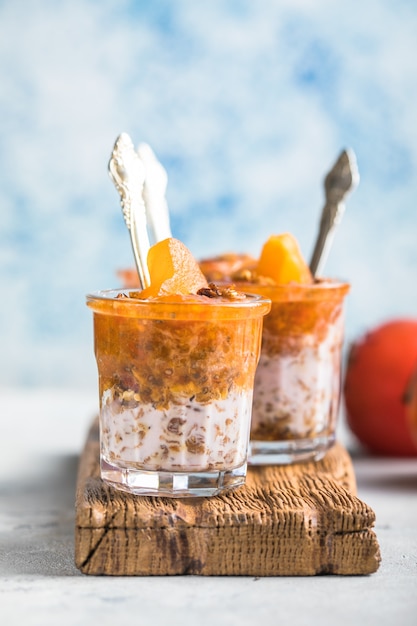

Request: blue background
left=1, top=0, right=417, bottom=389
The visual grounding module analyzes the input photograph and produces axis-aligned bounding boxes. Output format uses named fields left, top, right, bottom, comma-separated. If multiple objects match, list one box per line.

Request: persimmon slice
left=139, top=238, right=208, bottom=299
left=256, top=233, right=313, bottom=285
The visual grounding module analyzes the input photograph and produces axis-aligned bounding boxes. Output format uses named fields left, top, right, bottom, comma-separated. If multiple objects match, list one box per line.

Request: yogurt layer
left=100, top=388, right=253, bottom=472
left=251, top=318, right=343, bottom=440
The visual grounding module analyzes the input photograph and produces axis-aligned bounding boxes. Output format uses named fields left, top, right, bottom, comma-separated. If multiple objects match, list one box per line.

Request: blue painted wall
left=1, top=0, right=416, bottom=388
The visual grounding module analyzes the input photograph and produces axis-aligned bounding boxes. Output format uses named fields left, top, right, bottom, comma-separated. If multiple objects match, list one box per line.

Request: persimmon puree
left=199, top=253, right=257, bottom=283
left=88, top=289, right=270, bottom=409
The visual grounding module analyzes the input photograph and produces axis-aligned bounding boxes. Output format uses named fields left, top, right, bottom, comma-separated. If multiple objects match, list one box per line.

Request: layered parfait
left=87, top=238, right=270, bottom=494
left=200, top=234, right=350, bottom=463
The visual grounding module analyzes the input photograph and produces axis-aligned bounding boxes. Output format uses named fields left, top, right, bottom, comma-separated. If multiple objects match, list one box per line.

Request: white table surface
left=1, top=387, right=416, bottom=626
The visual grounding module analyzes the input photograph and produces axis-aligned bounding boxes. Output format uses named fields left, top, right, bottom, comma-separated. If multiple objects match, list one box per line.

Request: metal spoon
left=137, top=142, right=172, bottom=244
left=108, top=133, right=151, bottom=289
left=309, top=148, right=359, bottom=277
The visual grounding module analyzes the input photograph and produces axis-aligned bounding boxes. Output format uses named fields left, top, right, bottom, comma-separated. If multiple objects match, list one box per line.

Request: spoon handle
left=108, top=133, right=151, bottom=289
left=309, top=149, right=359, bottom=277
left=137, top=143, right=172, bottom=244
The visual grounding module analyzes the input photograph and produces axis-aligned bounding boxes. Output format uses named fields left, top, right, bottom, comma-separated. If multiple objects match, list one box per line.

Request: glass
left=244, top=280, right=350, bottom=464
left=86, top=289, right=270, bottom=497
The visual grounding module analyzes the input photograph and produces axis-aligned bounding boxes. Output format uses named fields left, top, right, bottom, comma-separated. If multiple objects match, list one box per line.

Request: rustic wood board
left=75, top=419, right=380, bottom=576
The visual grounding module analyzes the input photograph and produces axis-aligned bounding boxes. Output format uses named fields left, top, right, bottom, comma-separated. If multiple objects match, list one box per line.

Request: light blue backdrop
left=1, top=0, right=416, bottom=389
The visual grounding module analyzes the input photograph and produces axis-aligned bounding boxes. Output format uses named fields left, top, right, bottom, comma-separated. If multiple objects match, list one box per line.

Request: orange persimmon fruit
left=139, top=238, right=208, bottom=299
left=256, top=233, right=313, bottom=285
left=404, top=363, right=417, bottom=448
left=343, top=319, right=417, bottom=456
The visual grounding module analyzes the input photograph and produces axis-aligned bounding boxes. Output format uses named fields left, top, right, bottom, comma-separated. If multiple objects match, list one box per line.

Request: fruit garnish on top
left=139, top=238, right=208, bottom=299
left=136, top=237, right=246, bottom=301
left=256, top=233, right=313, bottom=285
left=119, top=233, right=312, bottom=289
left=199, top=233, right=313, bottom=286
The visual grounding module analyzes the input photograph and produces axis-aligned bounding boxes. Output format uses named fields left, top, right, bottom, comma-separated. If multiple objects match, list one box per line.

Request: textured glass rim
left=86, top=288, right=271, bottom=320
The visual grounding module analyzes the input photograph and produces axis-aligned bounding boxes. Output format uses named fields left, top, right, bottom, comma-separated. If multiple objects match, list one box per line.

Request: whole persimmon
left=404, top=363, right=417, bottom=448
left=343, top=319, right=417, bottom=456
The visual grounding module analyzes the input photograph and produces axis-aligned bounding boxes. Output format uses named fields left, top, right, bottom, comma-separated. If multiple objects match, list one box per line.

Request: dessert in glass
left=201, top=233, right=350, bottom=465
left=87, top=238, right=270, bottom=496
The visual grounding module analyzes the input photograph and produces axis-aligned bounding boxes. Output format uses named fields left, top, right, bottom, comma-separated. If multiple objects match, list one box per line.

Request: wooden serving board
left=75, top=419, right=380, bottom=576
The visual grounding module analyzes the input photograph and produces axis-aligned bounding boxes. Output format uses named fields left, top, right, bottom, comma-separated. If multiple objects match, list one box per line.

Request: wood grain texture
left=75, top=419, right=380, bottom=576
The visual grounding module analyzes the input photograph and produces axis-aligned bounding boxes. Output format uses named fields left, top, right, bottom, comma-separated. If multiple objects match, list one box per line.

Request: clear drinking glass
left=86, top=289, right=270, bottom=497
left=246, top=280, right=350, bottom=464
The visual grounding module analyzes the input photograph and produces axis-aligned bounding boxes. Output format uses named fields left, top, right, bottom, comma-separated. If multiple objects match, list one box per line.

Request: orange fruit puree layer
left=93, top=312, right=265, bottom=409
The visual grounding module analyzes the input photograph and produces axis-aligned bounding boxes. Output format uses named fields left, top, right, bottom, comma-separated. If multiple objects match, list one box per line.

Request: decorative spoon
left=309, top=148, right=359, bottom=277
left=137, top=142, right=172, bottom=244
left=108, top=133, right=151, bottom=289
